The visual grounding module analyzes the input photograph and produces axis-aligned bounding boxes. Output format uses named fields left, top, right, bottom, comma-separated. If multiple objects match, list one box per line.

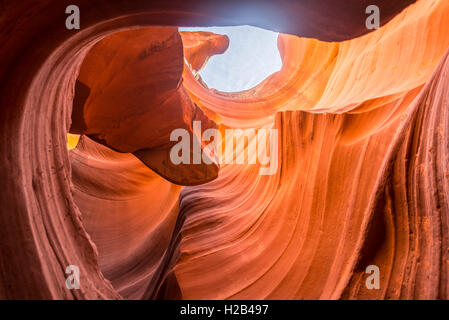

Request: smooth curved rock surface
left=70, top=27, right=219, bottom=186
left=0, top=0, right=447, bottom=300
left=70, top=136, right=182, bottom=299
left=166, top=0, right=449, bottom=299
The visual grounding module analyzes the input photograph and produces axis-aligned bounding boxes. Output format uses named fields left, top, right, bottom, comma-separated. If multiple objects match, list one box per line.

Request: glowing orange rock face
left=166, top=0, right=449, bottom=299
left=181, top=31, right=230, bottom=73
left=1, top=0, right=448, bottom=301
left=73, top=28, right=186, bottom=152
left=70, top=136, right=182, bottom=299
left=70, top=27, right=219, bottom=186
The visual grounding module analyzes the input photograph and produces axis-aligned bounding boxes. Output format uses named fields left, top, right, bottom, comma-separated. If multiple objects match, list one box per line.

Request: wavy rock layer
left=70, top=136, right=181, bottom=299
left=170, top=51, right=449, bottom=299
left=0, top=0, right=447, bottom=300
left=165, top=0, right=449, bottom=299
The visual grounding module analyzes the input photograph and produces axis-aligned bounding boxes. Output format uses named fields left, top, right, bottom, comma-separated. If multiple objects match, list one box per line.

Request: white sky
left=180, top=25, right=282, bottom=92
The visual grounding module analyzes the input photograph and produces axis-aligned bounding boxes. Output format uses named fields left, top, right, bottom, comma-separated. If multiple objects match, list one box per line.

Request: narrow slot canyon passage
left=0, top=0, right=448, bottom=302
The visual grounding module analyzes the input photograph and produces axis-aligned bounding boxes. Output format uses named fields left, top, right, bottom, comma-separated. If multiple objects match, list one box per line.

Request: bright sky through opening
left=180, top=26, right=282, bottom=93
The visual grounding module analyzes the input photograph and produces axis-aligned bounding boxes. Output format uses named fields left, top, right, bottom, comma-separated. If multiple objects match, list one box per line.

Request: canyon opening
left=180, top=25, right=282, bottom=92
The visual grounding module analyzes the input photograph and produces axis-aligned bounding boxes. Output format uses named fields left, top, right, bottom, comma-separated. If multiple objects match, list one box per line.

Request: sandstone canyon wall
left=1, top=0, right=448, bottom=300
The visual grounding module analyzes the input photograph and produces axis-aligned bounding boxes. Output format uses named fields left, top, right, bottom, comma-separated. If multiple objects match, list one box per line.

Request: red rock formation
left=181, top=31, right=230, bottom=74
left=169, top=0, right=449, bottom=299
left=1, top=0, right=447, bottom=301
left=70, top=136, right=182, bottom=299
left=70, top=27, right=219, bottom=186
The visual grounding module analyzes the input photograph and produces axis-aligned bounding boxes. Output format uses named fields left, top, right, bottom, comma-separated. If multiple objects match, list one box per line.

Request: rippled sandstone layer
left=1, top=0, right=448, bottom=300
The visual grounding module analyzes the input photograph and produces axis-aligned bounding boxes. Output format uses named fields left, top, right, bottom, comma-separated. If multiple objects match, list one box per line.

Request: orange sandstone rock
left=71, top=27, right=219, bottom=186
left=2, top=0, right=447, bottom=301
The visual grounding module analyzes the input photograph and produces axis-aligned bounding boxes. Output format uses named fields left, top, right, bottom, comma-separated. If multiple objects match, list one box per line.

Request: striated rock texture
left=0, top=0, right=448, bottom=300
left=69, top=136, right=182, bottom=299
left=172, top=0, right=449, bottom=299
